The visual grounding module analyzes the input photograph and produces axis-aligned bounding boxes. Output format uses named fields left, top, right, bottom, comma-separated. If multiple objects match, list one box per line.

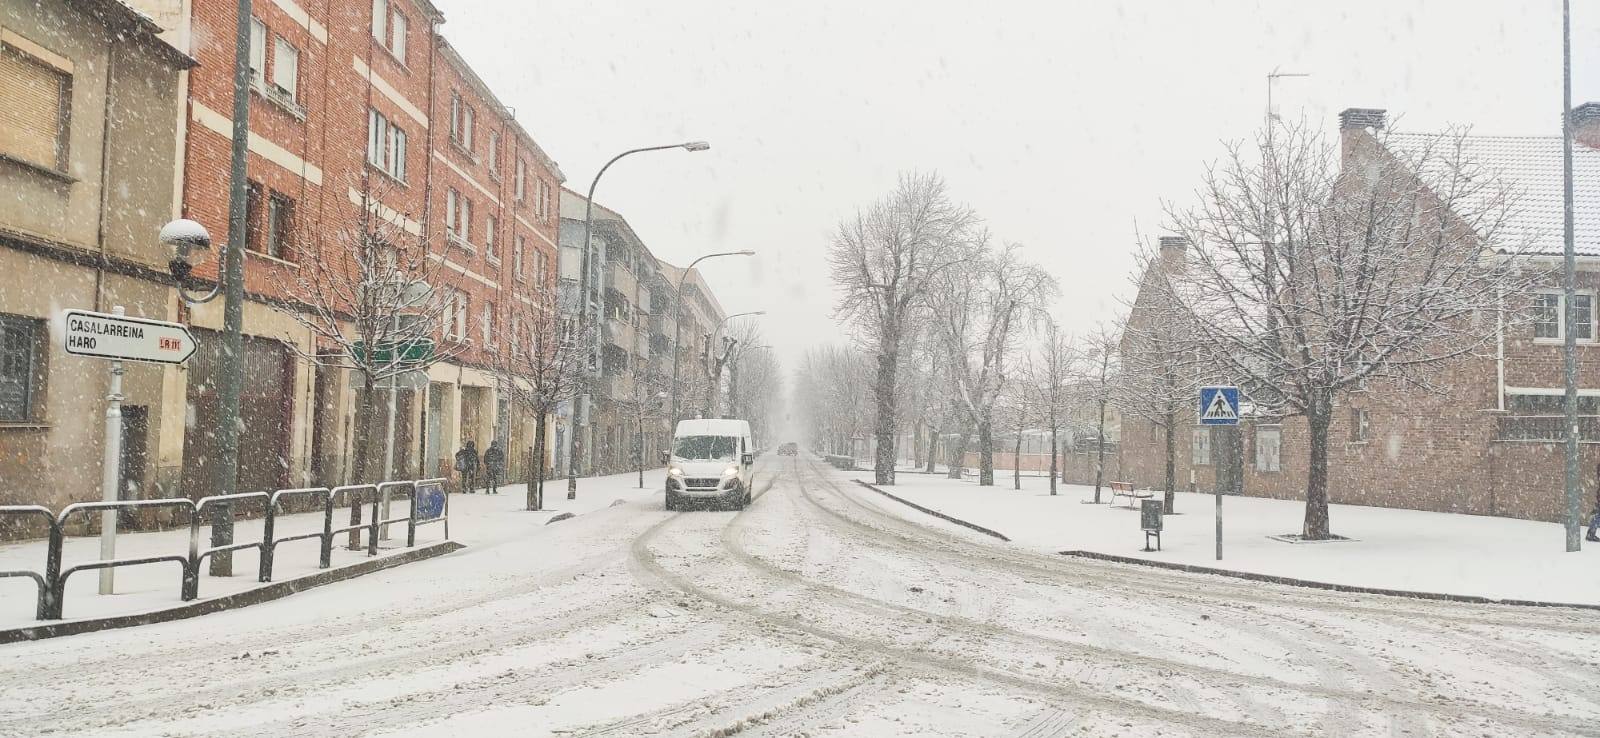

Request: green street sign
left=352, top=338, right=435, bottom=366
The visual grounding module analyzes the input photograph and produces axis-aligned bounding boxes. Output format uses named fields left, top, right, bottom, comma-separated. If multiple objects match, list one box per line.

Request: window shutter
left=0, top=45, right=68, bottom=171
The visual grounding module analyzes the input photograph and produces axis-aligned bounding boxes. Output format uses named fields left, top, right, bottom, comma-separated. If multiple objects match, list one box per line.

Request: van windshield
left=674, top=435, right=738, bottom=461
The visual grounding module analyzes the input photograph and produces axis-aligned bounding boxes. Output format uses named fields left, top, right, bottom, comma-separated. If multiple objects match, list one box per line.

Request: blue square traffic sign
left=1198, top=386, right=1240, bottom=425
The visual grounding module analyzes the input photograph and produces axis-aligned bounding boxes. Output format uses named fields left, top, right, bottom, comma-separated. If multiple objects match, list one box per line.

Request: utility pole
left=210, top=0, right=255, bottom=576
left=1561, top=0, right=1582, bottom=552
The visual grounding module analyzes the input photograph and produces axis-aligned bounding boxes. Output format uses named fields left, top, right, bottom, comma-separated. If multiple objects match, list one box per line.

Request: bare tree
left=793, top=345, right=872, bottom=455
left=829, top=172, right=979, bottom=485
left=1027, top=319, right=1074, bottom=495
left=282, top=182, right=465, bottom=545
left=1075, top=321, right=1122, bottom=503
left=494, top=295, right=588, bottom=510
left=1159, top=121, right=1526, bottom=539
left=929, top=242, right=1059, bottom=486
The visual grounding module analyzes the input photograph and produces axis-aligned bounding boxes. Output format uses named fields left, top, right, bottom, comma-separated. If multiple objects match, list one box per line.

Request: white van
left=665, top=419, right=755, bottom=510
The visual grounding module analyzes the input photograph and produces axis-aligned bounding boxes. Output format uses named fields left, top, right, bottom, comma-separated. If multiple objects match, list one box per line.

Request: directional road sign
left=63, top=309, right=197, bottom=365
left=1198, top=385, right=1240, bottom=426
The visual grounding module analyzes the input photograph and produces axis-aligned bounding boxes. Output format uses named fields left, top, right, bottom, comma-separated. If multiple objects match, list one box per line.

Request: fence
left=0, top=477, right=448, bottom=621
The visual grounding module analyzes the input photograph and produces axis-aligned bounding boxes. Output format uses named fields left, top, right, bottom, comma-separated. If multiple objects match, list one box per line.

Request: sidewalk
left=0, top=469, right=665, bottom=630
left=850, top=471, right=1600, bottom=606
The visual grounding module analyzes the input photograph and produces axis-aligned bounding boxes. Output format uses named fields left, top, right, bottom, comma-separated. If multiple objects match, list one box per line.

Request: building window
left=1191, top=427, right=1211, bottom=466
left=487, top=131, right=500, bottom=176
left=389, top=10, right=407, bottom=62
left=248, top=18, right=266, bottom=84
left=514, top=159, right=526, bottom=201
left=446, top=189, right=472, bottom=244
left=366, top=109, right=407, bottom=182
left=1255, top=426, right=1281, bottom=472
left=482, top=301, right=496, bottom=346
left=244, top=180, right=264, bottom=253
left=265, top=192, right=293, bottom=260
left=443, top=289, right=469, bottom=340
left=0, top=315, right=42, bottom=422
left=1350, top=407, right=1369, bottom=442
left=485, top=215, right=498, bottom=261
left=1, top=42, right=72, bottom=174
left=272, top=37, right=298, bottom=102
left=371, top=0, right=386, bottom=42
left=1533, top=289, right=1595, bottom=342
left=514, top=234, right=525, bottom=277
left=450, top=92, right=474, bottom=151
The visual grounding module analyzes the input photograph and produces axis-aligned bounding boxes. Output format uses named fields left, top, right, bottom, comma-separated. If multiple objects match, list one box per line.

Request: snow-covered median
left=852, top=471, right=1600, bottom=606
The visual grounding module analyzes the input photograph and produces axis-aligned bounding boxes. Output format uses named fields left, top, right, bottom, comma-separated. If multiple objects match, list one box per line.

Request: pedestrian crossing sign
left=1198, top=386, right=1240, bottom=426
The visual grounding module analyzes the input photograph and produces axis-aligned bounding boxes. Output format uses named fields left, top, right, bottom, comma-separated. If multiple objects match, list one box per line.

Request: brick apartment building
left=128, top=0, right=565, bottom=494
left=1103, top=106, right=1600, bottom=522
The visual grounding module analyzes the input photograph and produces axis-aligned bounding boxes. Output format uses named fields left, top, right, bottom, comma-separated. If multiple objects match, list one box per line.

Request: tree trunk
left=637, top=417, right=645, bottom=489
left=925, top=423, right=939, bottom=474
left=947, top=426, right=970, bottom=479
left=348, top=370, right=377, bottom=549
left=1304, top=402, right=1334, bottom=540
left=534, top=409, right=547, bottom=509
left=1048, top=424, right=1058, bottom=495
left=978, top=417, right=994, bottom=486
left=873, top=352, right=898, bottom=485
left=1162, top=409, right=1177, bottom=515
left=1093, top=399, right=1107, bottom=503
left=1013, top=429, right=1022, bottom=490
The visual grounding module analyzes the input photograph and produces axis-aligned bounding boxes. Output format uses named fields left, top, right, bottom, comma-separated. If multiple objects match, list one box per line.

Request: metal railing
left=0, top=477, right=450, bottom=621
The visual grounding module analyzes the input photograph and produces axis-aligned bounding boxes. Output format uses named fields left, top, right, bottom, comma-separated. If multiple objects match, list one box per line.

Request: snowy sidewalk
left=0, top=469, right=665, bottom=630
left=852, top=472, right=1600, bottom=606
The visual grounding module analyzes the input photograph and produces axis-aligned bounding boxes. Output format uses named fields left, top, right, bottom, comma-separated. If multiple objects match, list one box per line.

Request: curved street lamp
left=568, top=141, right=709, bottom=499
left=669, top=252, right=756, bottom=427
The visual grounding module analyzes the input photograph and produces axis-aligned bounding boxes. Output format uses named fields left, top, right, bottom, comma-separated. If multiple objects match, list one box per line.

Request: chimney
left=1158, top=236, right=1188, bottom=254
left=1572, top=102, right=1600, bottom=149
left=1339, top=108, right=1387, bottom=132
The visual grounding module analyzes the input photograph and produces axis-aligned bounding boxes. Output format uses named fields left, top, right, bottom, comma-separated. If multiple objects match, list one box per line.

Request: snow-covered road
left=2, top=456, right=1598, bottom=736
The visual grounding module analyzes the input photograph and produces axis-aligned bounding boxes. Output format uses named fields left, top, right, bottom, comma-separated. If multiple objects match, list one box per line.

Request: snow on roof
left=1384, top=132, right=1600, bottom=257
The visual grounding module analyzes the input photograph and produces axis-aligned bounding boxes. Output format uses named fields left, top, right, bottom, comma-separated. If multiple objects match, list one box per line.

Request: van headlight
left=721, top=466, right=739, bottom=477
left=669, top=467, right=684, bottom=476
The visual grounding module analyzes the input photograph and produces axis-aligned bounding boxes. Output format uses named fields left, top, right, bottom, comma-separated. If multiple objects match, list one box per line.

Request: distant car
left=778, top=442, right=799, bottom=456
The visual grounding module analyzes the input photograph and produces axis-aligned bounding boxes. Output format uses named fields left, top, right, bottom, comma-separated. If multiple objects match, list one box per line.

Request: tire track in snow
left=627, top=500, right=1285, bottom=737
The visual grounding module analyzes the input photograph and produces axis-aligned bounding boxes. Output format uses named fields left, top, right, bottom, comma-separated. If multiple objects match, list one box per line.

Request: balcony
left=604, top=316, right=636, bottom=352
left=605, top=261, right=638, bottom=298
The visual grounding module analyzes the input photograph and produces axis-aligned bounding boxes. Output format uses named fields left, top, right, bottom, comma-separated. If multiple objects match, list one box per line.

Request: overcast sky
left=439, top=0, right=1600, bottom=376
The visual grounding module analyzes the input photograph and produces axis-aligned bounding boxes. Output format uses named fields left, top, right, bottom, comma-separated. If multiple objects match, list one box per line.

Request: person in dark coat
left=1588, top=462, right=1600, bottom=542
left=455, top=441, right=479, bottom=494
left=483, top=440, right=506, bottom=495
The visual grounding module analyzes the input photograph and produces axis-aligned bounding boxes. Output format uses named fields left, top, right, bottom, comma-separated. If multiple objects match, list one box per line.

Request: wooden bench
left=1108, top=481, right=1152, bottom=508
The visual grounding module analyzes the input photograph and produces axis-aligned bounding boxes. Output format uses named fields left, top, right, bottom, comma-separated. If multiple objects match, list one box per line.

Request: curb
left=851, top=480, right=1011, bottom=542
left=1057, top=549, right=1600, bottom=612
left=0, top=540, right=466, bottom=644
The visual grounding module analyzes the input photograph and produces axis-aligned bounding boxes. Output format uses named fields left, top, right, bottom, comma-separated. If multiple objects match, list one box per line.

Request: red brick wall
left=180, top=0, right=564, bottom=366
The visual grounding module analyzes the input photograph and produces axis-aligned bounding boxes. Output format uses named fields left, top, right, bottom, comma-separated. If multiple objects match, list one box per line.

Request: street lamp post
left=155, top=3, right=253, bottom=578
left=702, top=311, right=765, bottom=419
left=1560, top=0, right=1582, bottom=551
left=567, top=141, right=708, bottom=500
left=669, top=251, right=755, bottom=429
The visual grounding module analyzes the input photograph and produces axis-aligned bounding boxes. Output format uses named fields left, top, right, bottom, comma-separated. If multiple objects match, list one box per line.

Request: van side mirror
left=741, top=453, right=754, bottom=466
left=659, top=450, right=670, bottom=464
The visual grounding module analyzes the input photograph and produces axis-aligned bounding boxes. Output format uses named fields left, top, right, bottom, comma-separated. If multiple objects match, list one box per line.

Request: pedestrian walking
left=483, top=440, right=506, bottom=495
left=455, top=440, right=479, bottom=494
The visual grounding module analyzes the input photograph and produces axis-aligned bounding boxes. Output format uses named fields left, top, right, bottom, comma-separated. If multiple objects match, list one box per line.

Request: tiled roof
left=1384, top=132, right=1600, bottom=257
